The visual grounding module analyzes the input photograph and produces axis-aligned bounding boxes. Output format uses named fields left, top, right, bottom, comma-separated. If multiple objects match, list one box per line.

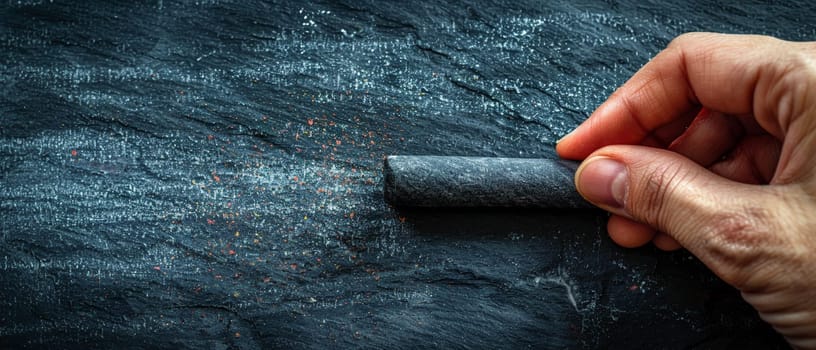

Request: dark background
left=1, top=1, right=813, bottom=348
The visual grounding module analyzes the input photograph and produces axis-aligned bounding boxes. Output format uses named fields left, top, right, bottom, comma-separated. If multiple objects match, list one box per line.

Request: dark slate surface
left=1, top=1, right=812, bottom=349
left=383, top=156, right=590, bottom=208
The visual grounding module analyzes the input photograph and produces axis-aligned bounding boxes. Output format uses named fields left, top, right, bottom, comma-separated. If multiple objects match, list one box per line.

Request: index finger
left=556, top=32, right=791, bottom=160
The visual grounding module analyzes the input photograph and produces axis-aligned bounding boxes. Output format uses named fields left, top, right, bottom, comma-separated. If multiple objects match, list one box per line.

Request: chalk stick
left=383, top=156, right=593, bottom=209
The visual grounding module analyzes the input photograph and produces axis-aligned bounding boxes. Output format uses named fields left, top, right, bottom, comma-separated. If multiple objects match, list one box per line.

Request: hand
left=556, top=32, right=816, bottom=348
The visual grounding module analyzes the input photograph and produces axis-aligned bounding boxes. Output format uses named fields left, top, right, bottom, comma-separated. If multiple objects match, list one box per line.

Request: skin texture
left=556, top=33, right=816, bottom=348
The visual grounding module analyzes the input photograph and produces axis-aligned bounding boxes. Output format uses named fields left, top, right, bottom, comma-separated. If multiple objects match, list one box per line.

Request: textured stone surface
left=384, top=156, right=591, bottom=208
left=1, top=0, right=812, bottom=349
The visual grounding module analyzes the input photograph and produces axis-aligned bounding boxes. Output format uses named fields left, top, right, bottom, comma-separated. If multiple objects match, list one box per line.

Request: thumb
left=573, top=145, right=784, bottom=284
left=574, top=145, right=816, bottom=346
left=574, top=145, right=727, bottom=234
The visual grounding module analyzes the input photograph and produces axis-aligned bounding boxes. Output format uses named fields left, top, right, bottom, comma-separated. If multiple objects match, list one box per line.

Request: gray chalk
left=383, top=156, right=593, bottom=209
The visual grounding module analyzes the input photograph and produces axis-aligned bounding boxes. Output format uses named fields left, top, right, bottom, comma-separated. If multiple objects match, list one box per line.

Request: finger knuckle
left=631, top=161, right=691, bottom=229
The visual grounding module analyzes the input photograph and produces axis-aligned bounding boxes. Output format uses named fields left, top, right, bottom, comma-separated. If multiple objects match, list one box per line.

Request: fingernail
left=556, top=129, right=577, bottom=144
left=576, top=157, right=628, bottom=209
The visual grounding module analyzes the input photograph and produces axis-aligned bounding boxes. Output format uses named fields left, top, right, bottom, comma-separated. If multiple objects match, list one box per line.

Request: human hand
left=556, top=32, right=816, bottom=348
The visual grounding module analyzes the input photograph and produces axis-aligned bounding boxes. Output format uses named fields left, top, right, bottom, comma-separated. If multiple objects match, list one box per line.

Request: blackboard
left=2, top=1, right=813, bottom=348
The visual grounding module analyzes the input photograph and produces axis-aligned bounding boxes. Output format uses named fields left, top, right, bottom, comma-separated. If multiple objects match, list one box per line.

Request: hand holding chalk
left=557, top=33, right=816, bottom=348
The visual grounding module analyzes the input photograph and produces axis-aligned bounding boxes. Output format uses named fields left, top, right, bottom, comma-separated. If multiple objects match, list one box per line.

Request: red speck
left=70, top=149, right=78, bottom=157
left=335, top=140, right=341, bottom=146
left=292, top=176, right=299, bottom=182
left=289, top=263, right=298, bottom=270
left=349, top=212, right=355, bottom=219
left=152, top=266, right=161, bottom=271
left=263, top=276, right=272, bottom=283
left=228, top=249, right=236, bottom=255
left=307, top=118, right=314, bottom=126
left=207, top=134, right=214, bottom=140
left=207, top=219, right=215, bottom=225
left=212, top=173, right=221, bottom=182
left=629, top=284, right=639, bottom=291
